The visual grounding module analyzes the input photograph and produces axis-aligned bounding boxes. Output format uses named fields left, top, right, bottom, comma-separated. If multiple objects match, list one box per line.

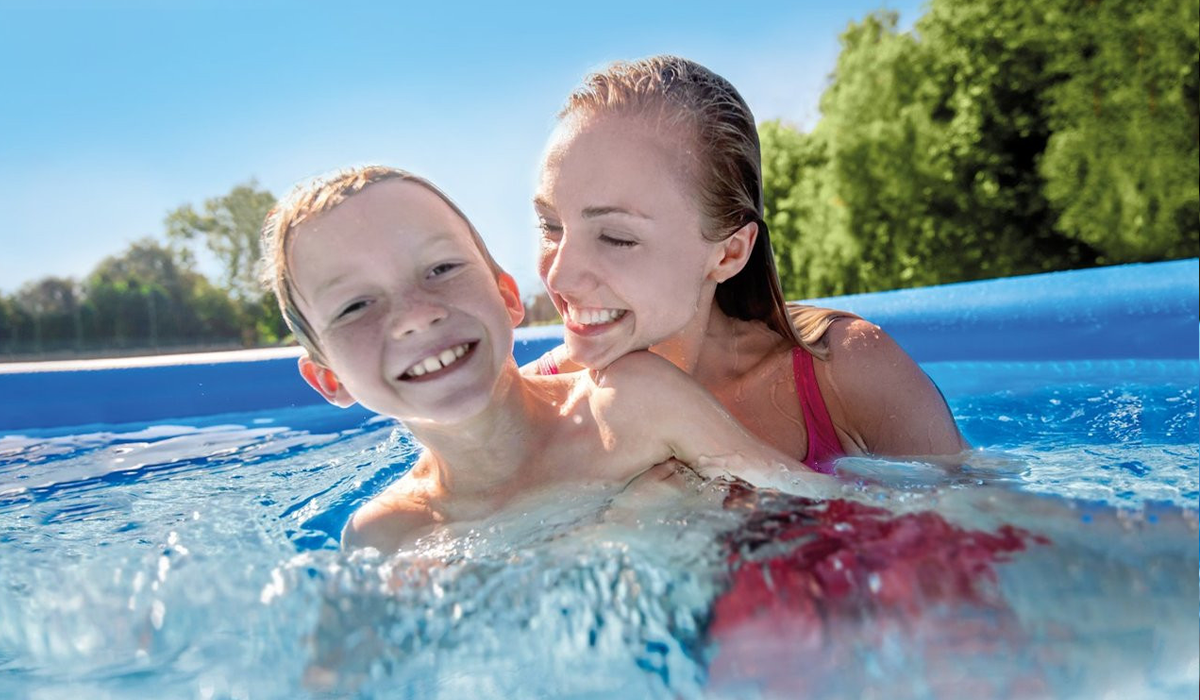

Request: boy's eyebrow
left=312, top=272, right=353, bottom=299
left=533, top=195, right=650, bottom=221
left=310, top=231, right=465, bottom=299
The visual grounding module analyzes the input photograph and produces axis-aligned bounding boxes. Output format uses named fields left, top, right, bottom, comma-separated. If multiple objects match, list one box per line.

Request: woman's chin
left=563, top=336, right=626, bottom=371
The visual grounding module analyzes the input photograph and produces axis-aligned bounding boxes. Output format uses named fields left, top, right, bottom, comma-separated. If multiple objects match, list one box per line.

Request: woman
left=529, top=55, right=966, bottom=469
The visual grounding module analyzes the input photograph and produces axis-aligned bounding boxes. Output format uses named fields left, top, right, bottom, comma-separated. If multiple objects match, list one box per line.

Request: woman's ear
left=298, top=354, right=357, bottom=407
left=709, top=220, right=758, bottom=283
left=497, top=272, right=526, bottom=327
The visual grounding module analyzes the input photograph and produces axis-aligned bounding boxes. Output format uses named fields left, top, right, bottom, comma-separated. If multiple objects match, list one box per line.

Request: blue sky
left=0, top=0, right=922, bottom=298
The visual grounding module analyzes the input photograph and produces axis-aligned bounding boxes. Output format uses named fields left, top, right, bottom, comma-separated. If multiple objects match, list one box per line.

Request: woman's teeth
left=404, top=343, right=471, bottom=378
left=568, top=307, right=627, bottom=326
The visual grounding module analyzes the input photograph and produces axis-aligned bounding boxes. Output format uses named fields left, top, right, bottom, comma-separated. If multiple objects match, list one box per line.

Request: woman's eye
left=538, top=220, right=563, bottom=240
left=428, top=262, right=461, bottom=278
left=600, top=234, right=637, bottom=248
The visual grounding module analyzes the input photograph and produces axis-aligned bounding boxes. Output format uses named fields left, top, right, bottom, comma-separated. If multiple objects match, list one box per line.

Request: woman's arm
left=519, top=344, right=583, bottom=376
left=596, top=352, right=839, bottom=497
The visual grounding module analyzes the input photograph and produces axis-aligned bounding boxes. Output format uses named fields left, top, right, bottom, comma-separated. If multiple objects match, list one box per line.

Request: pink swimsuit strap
left=534, top=350, right=560, bottom=376
left=793, top=346, right=844, bottom=472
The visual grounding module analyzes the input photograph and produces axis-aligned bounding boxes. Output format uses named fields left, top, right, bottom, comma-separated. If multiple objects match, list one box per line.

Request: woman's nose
left=542, top=232, right=593, bottom=296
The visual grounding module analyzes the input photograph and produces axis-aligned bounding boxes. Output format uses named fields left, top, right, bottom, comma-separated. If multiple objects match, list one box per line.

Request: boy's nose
left=389, top=298, right=449, bottom=339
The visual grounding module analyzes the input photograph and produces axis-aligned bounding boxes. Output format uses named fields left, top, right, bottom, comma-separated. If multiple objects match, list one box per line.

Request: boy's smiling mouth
left=399, top=342, right=477, bottom=381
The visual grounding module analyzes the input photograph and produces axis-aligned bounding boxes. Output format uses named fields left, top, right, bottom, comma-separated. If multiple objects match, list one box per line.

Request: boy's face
left=289, top=180, right=523, bottom=425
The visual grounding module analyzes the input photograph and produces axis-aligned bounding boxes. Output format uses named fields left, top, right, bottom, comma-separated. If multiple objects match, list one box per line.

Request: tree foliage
left=84, top=239, right=240, bottom=347
left=6, top=0, right=1196, bottom=357
left=165, top=180, right=277, bottom=304
left=763, top=0, right=1198, bottom=299
left=1039, top=0, right=1200, bottom=261
left=2, top=183, right=285, bottom=359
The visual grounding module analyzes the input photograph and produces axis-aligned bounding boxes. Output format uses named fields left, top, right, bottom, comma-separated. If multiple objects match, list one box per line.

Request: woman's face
left=534, top=115, right=724, bottom=369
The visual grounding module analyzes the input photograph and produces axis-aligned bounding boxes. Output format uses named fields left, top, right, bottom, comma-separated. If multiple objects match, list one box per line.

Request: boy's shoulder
left=341, top=466, right=441, bottom=553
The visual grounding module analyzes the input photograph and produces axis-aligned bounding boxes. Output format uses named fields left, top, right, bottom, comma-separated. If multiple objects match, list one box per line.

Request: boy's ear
left=496, top=272, right=525, bottom=327
left=709, top=220, right=758, bottom=283
left=297, top=354, right=357, bottom=408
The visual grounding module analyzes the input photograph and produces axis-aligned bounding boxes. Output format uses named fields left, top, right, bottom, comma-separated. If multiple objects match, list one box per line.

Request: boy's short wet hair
left=259, top=165, right=504, bottom=365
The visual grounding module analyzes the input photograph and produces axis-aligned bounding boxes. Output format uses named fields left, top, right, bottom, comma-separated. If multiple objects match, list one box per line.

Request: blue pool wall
left=2, top=259, right=1196, bottom=432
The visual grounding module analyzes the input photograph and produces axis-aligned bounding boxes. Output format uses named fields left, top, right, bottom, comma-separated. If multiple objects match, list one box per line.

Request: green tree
left=763, top=1, right=1196, bottom=299
left=1039, top=0, right=1200, bottom=261
left=85, top=239, right=241, bottom=348
left=165, top=180, right=277, bottom=304
left=165, top=180, right=286, bottom=345
left=761, top=120, right=855, bottom=298
left=12, top=277, right=84, bottom=352
left=0, top=295, right=26, bottom=354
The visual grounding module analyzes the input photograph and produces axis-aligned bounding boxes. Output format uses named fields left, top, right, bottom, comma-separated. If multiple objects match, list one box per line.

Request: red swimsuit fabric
left=707, top=493, right=1051, bottom=697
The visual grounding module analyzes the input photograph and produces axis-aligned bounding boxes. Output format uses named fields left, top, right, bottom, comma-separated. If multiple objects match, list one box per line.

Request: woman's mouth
left=563, top=305, right=628, bottom=333
left=399, top=342, right=476, bottom=380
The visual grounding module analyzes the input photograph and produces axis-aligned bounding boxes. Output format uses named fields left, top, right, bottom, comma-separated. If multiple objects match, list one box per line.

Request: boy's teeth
left=404, top=343, right=471, bottom=378
left=570, top=307, right=626, bottom=326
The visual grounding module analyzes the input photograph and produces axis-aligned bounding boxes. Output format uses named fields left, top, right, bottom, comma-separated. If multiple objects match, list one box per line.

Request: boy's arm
left=597, top=352, right=837, bottom=497
left=341, top=479, right=437, bottom=553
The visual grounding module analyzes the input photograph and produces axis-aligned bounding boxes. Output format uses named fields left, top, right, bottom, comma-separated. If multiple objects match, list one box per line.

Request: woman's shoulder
left=821, top=316, right=900, bottom=360
left=786, top=302, right=859, bottom=353
left=814, top=317, right=967, bottom=456
left=814, top=317, right=919, bottom=400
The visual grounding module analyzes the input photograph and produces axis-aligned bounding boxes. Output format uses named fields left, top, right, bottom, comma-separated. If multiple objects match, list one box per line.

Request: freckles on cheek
left=323, top=325, right=369, bottom=360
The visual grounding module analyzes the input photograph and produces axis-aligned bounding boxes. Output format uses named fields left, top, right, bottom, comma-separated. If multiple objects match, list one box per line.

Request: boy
left=260, top=165, right=824, bottom=554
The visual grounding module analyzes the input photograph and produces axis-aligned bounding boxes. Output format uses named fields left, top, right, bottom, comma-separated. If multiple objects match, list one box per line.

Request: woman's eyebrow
left=532, top=196, right=651, bottom=221
left=581, top=205, right=651, bottom=220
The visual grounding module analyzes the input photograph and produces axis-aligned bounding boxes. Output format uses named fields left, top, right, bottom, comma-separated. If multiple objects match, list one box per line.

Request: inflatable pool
left=1, top=259, right=1194, bottom=432
left=1, top=259, right=1196, bottom=699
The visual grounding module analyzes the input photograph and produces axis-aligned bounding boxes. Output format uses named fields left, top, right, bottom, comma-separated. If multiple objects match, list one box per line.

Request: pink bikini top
left=793, top=346, right=845, bottom=473
left=531, top=346, right=845, bottom=472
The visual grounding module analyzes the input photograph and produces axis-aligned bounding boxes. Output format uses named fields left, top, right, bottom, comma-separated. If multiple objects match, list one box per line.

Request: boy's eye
left=600, top=234, right=637, bottom=248
left=337, top=300, right=370, bottom=319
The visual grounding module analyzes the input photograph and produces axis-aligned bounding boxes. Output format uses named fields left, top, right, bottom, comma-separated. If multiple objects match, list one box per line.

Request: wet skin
left=535, top=114, right=733, bottom=372
left=289, top=180, right=521, bottom=427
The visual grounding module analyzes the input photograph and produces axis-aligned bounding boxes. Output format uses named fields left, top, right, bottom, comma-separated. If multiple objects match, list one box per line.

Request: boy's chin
left=395, top=389, right=498, bottom=428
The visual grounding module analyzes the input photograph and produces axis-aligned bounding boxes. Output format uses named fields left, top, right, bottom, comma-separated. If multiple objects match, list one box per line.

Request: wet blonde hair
left=560, top=55, right=849, bottom=356
left=259, top=165, right=503, bottom=365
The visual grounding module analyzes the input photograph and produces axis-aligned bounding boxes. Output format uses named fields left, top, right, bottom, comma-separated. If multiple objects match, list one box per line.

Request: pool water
left=0, top=359, right=1196, bottom=699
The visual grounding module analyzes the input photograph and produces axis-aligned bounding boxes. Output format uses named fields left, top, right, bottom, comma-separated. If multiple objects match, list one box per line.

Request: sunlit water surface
left=0, top=360, right=1196, bottom=699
